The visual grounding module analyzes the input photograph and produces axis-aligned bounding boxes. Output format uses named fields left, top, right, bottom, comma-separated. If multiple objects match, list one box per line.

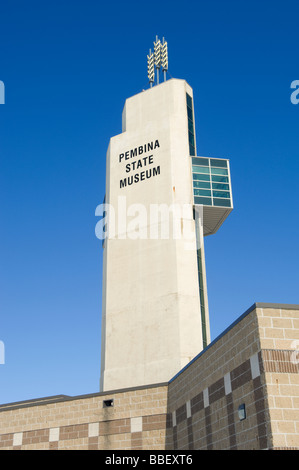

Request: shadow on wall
left=164, top=303, right=287, bottom=450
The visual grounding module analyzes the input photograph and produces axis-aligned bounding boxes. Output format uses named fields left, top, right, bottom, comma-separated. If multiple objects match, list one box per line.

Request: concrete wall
left=0, top=303, right=298, bottom=450
left=101, top=79, right=206, bottom=392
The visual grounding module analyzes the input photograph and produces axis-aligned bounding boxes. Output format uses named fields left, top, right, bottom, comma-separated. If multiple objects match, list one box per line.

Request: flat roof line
left=0, top=382, right=168, bottom=412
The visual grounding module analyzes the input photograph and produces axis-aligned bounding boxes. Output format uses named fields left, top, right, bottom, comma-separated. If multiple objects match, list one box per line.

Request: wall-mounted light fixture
left=103, top=399, right=114, bottom=408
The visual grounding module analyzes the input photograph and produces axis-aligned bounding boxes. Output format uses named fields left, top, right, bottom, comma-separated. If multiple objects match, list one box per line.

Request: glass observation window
left=194, top=196, right=212, bottom=206
left=192, top=157, right=209, bottom=166
left=211, top=167, right=228, bottom=176
left=212, top=190, right=230, bottom=198
left=212, top=182, right=230, bottom=190
left=194, top=189, right=212, bottom=197
left=192, top=165, right=210, bottom=174
left=212, top=175, right=229, bottom=183
left=193, top=173, right=210, bottom=181
left=193, top=181, right=211, bottom=189
left=191, top=157, right=232, bottom=208
left=210, top=159, right=228, bottom=168
left=213, top=198, right=231, bottom=207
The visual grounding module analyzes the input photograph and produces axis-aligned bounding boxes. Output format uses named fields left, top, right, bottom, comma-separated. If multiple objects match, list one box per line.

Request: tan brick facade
left=0, top=385, right=169, bottom=450
left=0, top=303, right=298, bottom=450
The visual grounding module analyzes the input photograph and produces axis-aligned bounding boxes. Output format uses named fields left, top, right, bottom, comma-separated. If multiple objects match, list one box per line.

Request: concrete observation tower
left=99, top=37, right=233, bottom=392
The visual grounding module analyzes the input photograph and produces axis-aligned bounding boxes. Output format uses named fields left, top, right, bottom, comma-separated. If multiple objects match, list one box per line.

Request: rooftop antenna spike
left=161, top=37, right=168, bottom=82
left=147, top=36, right=168, bottom=88
left=147, top=48, right=154, bottom=88
left=154, top=35, right=161, bottom=85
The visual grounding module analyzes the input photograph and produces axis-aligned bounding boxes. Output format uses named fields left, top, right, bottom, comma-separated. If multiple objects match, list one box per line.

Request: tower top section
left=147, top=36, right=168, bottom=87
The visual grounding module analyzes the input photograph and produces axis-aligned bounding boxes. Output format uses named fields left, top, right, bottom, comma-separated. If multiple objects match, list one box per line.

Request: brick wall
left=0, top=385, right=168, bottom=450
left=165, top=304, right=299, bottom=450
left=258, top=306, right=299, bottom=449
left=0, top=303, right=298, bottom=450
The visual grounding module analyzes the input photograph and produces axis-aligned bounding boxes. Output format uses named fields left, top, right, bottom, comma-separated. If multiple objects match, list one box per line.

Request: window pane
left=192, top=165, right=210, bottom=174
left=186, top=94, right=193, bottom=108
left=187, top=106, right=193, bottom=120
left=193, top=173, right=210, bottom=181
left=194, top=196, right=212, bottom=206
left=192, top=157, right=209, bottom=166
left=189, top=132, right=195, bottom=147
left=193, top=181, right=211, bottom=189
left=213, top=198, right=231, bottom=207
left=212, top=190, right=230, bottom=198
left=212, top=175, right=229, bottom=183
left=188, top=119, right=194, bottom=133
left=211, top=167, right=228, bottom=176
left=210, top=159, right=228, bottom=168
left=212, top=182, right=230, bottom=190
left=194, top=189, right=212, bottom=197
left=190, top=145, right=195, bottom=156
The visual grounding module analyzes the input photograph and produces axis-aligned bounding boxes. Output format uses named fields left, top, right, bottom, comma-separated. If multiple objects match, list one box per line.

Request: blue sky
left=0, top=0, right=298, bottom=405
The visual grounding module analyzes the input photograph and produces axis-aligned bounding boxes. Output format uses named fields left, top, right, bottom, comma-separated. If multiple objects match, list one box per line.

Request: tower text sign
left=118, top=139, right=161, bottom=188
